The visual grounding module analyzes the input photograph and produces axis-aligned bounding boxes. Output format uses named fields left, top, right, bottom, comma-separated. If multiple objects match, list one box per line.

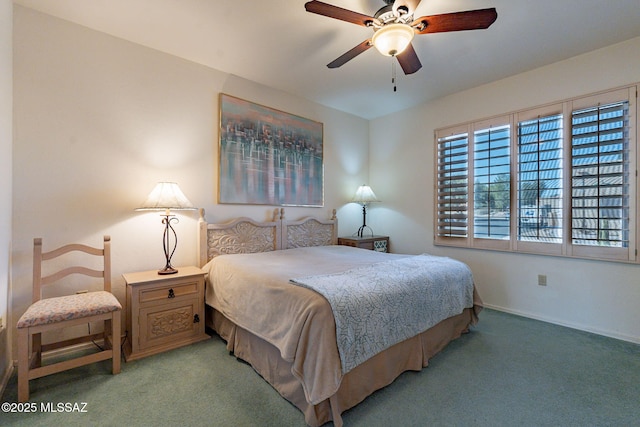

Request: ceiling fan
left=305, top=0, right=497, bottom=75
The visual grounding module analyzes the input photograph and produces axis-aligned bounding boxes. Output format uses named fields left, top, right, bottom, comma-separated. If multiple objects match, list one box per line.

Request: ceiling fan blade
left=327, top=40, right=373, bottom=69
left=414, top=8, right=498, bottom=34
left=393, top=0, right=423, bottom=16
left=396, top=43, right=422, bottom=75
left=305, top=1, right=378, bottom=27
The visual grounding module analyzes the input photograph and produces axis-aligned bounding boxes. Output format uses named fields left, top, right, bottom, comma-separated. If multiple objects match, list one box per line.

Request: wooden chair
left=17, top=236, right=121, bottom=402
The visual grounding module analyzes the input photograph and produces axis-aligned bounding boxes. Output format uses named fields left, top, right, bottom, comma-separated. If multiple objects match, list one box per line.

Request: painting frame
left=218, top=94, right=324, bottom=207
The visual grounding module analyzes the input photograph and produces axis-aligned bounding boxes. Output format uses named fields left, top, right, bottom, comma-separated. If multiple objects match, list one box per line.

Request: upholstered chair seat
left=17, top=291, right=121, bottom=328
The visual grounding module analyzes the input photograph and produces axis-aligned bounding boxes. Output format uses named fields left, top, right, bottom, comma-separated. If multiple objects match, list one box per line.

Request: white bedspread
left=290, top=254, right=475, bottom=373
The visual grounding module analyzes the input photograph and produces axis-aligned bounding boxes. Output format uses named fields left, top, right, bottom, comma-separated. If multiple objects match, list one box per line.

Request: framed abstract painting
left=218, top=94, right=324, bottom=206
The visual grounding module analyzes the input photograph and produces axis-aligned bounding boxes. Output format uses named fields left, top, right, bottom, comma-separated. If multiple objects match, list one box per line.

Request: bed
left=198, top=208, right=482, bottom=427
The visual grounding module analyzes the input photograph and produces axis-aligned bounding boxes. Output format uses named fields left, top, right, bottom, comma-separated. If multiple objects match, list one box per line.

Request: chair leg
left=112, top=311, right=121, bottom=374
left=104, top=319, right=112, bottom=350
left=17, top=328, right=30, bottom=402
left=32, top=332, right=41, bottom=368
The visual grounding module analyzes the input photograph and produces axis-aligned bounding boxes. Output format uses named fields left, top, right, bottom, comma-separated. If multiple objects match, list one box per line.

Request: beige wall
left=0, top=0, right=13, bottom=391
left=11, top=6, right=370, bottom=357
left=370, top=36, right=640, bottom=343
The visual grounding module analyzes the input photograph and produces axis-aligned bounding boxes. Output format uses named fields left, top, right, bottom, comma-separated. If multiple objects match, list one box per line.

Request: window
left=435, top=86, right=637, bottom=263
left=473, top=123, right=510, bottom=241
left=517, top=113, right=563, bottom=245
left=569, top=91, right=634, bottom=261
left=436, top=128, right=469, bottom=240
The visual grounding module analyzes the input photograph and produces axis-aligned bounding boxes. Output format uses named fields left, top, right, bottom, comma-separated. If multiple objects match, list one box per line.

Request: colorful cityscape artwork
left=218, top=94, right=324, bottom=206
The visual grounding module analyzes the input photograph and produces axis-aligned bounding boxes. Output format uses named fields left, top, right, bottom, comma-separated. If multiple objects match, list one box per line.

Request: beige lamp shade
left=136, top=182, right=196, bottom=212
left=352, top=185, right=380, bottom=205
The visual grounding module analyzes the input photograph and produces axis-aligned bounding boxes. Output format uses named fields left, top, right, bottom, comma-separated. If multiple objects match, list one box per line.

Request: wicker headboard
left=198, top=208, right=338, bottom=267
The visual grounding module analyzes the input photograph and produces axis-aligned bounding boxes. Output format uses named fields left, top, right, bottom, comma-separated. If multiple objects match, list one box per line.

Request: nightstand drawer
left=338, top=236, right=389, bottom=253
left=139, top=298, right=201, bottom=350
left=139, top=281, right=198, bottom=304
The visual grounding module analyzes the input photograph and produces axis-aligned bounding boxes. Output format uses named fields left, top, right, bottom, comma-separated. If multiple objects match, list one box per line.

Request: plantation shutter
left=571, top=99, right=630, bottom=256
left=436, top=132, right=469, bottom=239
left=473, top=124, right=510, bottom=240
left=517, top=113, right=563, bottom=244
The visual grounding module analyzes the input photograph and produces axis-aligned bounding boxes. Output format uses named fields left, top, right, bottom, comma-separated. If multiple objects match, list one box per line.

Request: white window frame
left=471, top=116, right=512, bottom=252
left=435, top=124, right=472, bottom=247
left=567, top=88, right=637, bottom=262
left=514, top=103, right=565, bottom=256
left=434, top=84, right=638, bottom=263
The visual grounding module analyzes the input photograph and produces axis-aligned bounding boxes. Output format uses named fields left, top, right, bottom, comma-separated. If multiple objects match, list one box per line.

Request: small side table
left=123, top=266, right=209, bottom=362
left=338, top=235, right=389, bottom=253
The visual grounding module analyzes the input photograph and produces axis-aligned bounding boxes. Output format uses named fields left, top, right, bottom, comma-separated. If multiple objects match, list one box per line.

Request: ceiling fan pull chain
left=392, top=58, right=397, bottom=92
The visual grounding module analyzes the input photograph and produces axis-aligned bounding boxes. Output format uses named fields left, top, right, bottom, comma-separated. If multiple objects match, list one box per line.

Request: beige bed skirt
left=206, top=296, right=482, bottom=427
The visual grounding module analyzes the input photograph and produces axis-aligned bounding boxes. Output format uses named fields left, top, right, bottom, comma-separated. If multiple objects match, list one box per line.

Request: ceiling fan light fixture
left=371, top=23, right=415, bottom=57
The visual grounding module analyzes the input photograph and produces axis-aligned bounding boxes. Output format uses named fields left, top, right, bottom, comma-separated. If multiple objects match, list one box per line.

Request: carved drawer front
left=139, top=281, right=198, bottom=304
left=138, top=298, right=200, bottom=350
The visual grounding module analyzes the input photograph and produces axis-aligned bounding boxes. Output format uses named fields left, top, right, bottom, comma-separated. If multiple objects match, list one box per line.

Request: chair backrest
left=33, top=235, right=111, bottom=303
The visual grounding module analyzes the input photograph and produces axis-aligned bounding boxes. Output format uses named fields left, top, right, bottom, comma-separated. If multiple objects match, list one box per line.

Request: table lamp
left=136, top=182, right=196, bottom=274
left=352, top=184, right=379, bottom=237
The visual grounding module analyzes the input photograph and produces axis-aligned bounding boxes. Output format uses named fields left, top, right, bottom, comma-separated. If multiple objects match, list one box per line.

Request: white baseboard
left=483, top=304, right=640, bottom=344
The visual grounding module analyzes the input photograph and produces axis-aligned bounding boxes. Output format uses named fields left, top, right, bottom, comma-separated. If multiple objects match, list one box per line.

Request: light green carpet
left=2, top=309, right=639, bottom=426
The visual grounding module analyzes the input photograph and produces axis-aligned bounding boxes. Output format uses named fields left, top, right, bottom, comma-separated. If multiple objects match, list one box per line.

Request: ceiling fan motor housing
left=374, top=5, right=413, bottom=25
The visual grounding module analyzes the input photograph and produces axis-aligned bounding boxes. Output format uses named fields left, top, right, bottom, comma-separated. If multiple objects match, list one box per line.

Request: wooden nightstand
left=123, top=266, right=209, bottom=362
left=338, top=235, right=389, bottom=252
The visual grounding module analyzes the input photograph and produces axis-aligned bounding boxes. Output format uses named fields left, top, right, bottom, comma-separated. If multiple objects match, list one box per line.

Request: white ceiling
left=13, top=0, right=640, bottom=120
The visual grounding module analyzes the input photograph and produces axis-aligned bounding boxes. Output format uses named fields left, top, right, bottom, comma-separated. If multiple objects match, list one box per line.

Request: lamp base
left=158, top=214, right=179, bottom=275
left=157, top=266, right=178, bottom=275
left=356, top=225, right=374, bottom=238
left=357, top=204, right=374, bottom=237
